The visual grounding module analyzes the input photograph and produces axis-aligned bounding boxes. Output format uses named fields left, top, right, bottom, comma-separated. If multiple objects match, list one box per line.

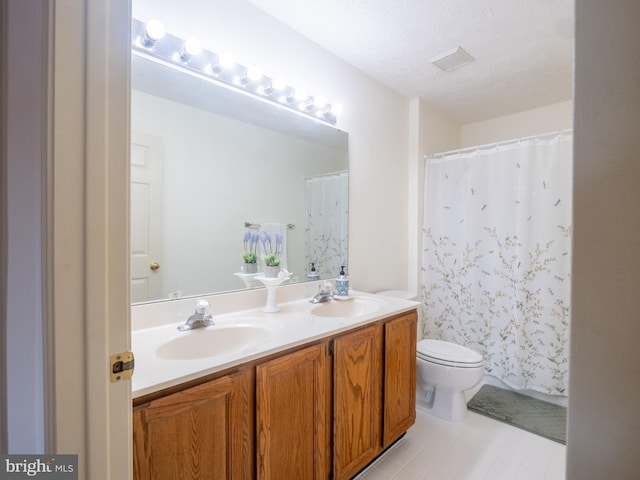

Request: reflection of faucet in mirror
left=310, top=282, right=334, bottom=304
left=178, top=299, right=215, bottom=331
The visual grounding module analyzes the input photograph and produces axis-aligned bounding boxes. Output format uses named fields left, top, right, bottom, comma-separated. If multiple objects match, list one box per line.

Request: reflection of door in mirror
left=130, top=131, right=164, bottom=303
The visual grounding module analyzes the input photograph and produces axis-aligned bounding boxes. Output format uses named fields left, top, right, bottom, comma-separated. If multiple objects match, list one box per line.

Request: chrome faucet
left=178, top=299, right=215, bottom=331
left=310, top=282, right=334, bottom=304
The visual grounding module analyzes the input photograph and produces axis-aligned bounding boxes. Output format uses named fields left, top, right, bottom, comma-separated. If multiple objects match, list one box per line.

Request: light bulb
left=247, top=65, right=263, bottom=82
left=265, top=76, right=287, bottom=97
left=144, top=19, right=165, bottom=43
left=272, top=77, right=286, bottom=90
left=210, top=52, right=235, bottom=75
left=294, top=88, right=308, bottom=102
left=330, top=104, right=343, bottom=116
left=181, top=38, right=202, bottom=60
left=218, top=52, right=235, bottom=70
left=313, top=96, right=327, bottom=109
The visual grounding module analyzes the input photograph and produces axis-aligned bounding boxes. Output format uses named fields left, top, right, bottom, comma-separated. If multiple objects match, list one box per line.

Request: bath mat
left=467, top=384, right=566, bottom=444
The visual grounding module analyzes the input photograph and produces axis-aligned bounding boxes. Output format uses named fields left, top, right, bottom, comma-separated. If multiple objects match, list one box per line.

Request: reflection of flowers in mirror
left=242, top=231, right=259, bottom=264
left=260, top=230, right=282, bottom=266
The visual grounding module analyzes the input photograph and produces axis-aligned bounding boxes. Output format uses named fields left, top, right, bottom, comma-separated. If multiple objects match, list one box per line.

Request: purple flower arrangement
left=259, top=230, right=282, bottom=266
left=242, top=231, right=259, bottom=264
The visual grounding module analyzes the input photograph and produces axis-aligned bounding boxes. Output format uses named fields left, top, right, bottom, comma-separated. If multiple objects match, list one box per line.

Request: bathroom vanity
left=131, top=287, right=417, bottom=479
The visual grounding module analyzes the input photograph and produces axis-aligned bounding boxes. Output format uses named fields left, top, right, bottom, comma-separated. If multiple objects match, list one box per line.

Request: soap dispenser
left=306, top=262, right=320, bottom=281
left=335, top=265, right=349, bottom=297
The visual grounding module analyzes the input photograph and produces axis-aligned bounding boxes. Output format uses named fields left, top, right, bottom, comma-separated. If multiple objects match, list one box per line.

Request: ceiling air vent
left=429, top=46, right=475, bottom=72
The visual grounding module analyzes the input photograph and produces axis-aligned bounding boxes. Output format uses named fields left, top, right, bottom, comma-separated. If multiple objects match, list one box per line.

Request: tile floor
left=356, top=408, right=566, bottom=480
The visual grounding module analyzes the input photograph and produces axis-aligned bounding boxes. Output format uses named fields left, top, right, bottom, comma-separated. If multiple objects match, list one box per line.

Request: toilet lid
left=417, top=339, right=484, bottom=367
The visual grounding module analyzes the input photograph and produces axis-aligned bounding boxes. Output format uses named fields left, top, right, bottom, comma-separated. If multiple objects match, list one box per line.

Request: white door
left=130, top=131, right=164, bottom=303
left=47, top=1, right=133, bottom=478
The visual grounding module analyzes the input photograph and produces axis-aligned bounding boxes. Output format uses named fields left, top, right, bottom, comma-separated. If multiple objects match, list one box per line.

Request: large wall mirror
left=130, top=40, right=349, bottom=304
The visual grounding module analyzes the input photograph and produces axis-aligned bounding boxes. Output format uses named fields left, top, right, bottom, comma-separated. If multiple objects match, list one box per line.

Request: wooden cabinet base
left=132, top=308, right=417, bottom=480
left=333, top=311, right=417, bottom=480
left=333, top=324, right=383, bottom=480
left=383, top=312, right=417, bottom=447
left=133, top=368, right=253, bottom=480
left=256, top=342, right=330, bottom=480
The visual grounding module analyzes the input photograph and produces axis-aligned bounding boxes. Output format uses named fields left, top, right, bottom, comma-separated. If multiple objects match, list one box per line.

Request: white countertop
left=132, top=288, right=419, bottom=398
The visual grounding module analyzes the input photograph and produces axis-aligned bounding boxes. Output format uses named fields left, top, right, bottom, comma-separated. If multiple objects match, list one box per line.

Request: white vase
left=242, top=262, right=258, bottom=274
left=264, top=265, right=281, bottom=278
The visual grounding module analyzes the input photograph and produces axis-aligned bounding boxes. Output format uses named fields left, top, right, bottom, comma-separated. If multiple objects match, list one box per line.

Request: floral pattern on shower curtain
left=422, top=132, right=572, bottom=396
left=305, top=171, right=349, bottom=279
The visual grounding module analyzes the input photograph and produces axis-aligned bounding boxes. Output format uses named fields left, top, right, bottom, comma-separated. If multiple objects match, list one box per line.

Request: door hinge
left=328, top=339, right=334, bottom=356
left=110, top=351, right=134, bottom=383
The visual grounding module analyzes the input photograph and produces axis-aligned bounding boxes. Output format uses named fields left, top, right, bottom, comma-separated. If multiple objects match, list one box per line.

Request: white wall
left=132, top=0, right=410, bottom=294
left=3, top=0, right=45, bottom=453
left=461, top=100, right=573, bottom=147
left=568, top=1, right=640, bottom=477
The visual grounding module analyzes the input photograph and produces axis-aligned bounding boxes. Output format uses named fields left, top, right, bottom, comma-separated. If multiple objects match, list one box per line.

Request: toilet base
left=416, top=385, right=469, bottom=423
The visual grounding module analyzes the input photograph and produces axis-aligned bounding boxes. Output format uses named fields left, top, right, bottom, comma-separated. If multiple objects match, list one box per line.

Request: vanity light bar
left=131, top=18, right=341, bottom=126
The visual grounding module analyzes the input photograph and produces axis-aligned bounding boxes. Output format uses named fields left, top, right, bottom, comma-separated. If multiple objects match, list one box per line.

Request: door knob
left=150, top=262, right=160, bottom=271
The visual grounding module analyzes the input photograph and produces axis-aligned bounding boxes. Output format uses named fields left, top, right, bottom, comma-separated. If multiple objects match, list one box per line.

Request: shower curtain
left=305, top=171, right=348, bottom=278
left=422, top=131, right=572, bottom=395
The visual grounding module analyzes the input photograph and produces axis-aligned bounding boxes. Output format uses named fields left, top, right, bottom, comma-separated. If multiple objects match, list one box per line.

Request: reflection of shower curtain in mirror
left=305, top=171, right=348, bottom=279
left=422, top=131, right=572, bottom=396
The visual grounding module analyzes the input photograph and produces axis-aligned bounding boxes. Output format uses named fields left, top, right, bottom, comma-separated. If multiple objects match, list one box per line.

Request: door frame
left=0, top=0, right=8, bottom=454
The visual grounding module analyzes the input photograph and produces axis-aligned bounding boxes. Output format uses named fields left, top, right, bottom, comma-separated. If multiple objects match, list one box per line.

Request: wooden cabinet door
left=383, top=312, right=417, bottom=447
left=256, top=342, right=330, bottom=480
left=333, top=324, right=383, bottom=480
left=133, top=368, right=253, bottom=480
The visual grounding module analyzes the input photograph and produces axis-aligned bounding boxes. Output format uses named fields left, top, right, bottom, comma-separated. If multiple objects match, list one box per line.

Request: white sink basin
left=311, top=296, right=387, bottom=318
left=156, top=318, right=283, bottom=360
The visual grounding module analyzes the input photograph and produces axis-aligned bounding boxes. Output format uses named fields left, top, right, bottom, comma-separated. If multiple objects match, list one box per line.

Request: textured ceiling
left=246, top=0, right=574, bottom=124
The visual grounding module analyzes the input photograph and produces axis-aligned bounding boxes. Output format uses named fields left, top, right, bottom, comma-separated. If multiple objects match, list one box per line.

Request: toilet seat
left=417, top=339, right=484, bottom=368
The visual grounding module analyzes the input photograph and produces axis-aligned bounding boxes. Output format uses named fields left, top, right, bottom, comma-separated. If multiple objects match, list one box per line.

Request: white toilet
left=416, top=339, right=484, bottom=422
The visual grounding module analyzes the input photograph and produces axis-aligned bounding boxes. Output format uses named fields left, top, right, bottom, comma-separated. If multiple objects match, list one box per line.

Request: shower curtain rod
left=426, top=128, right=572, bottom=161
left=304, top=170, right=348, bottom=180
